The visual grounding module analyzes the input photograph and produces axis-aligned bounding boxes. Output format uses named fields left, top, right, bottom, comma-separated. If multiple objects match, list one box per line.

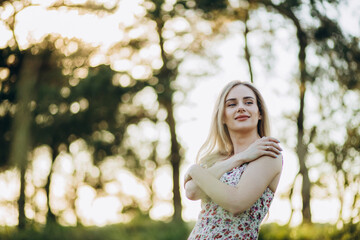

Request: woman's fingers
left=262, top=139, right=282, bottom=157
left=261, top=136, right=280, bottom=143
left=268, top=142, right=282, bottom=152
left=268, top=137, right=280, bottom=143
left=184, top=171, right=192, bottom=186
left=242, top=137, right=283, bottom=161
left=265, top=146, right=281, bottom=155
left=261, top=137, right=282, bottom=151
left=265, top=150, right=279, bottom=158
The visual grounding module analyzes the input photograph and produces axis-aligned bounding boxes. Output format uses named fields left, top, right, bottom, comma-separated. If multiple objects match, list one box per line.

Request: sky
left=0, top=0, right=359, bottom=226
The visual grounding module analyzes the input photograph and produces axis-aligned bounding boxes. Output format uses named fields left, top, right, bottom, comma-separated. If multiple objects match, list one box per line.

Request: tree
left=0, top=0, right=142, bottom=228
left=144, top=0, right=218, bottom=222
left=8, top=53, right=42, bottom=229
left=309, top=4, right=360, bottom=224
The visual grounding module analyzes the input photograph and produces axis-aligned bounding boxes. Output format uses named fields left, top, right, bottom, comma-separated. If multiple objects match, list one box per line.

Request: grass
left=1, top=218, right=359, bottom=240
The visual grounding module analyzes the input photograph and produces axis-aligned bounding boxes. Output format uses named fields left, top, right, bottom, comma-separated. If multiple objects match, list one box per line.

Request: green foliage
left=259, top=223, right=360, bottom=240
left=0, top=34, right=158, bottom=226
left=0, top=217, right=190, bottom=240
left=2, top=221, right=360, bottom=240
left=0, top=46, right=23, bottom=168
left=282, top=0, right=302, bottom=9
left=0, top=111, right=11, bottom=167
left=331, top=223, right=360, bottom=240
left=194, top=0, right=227, bottom=12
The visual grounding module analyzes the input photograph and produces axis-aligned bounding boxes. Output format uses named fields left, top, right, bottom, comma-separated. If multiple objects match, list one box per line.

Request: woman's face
left=223, top=85, right=261, bottom=134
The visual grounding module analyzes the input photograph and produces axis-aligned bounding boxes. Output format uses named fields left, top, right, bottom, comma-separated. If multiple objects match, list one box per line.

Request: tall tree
left=144, top=0, right=218, bottom=221
left=193, top=0, right=312, bottom=222
left=8, top=53, right=42, bottom=229
left=261, top=0, right=312, bottom=223
left=145, top=1, right=183, bottom=222
left=0, top=0, right=129, bottom=227
left=309, top=1, right=360, bottom=224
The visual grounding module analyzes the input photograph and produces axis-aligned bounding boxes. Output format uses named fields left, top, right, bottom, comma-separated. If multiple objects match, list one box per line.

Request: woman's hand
left=184, top=161, right=235, bottom=201
left=184, top=168, right=193, bottom=186
left=184, top=165, right=208, bottom=200
left=235, top=137, right=282, bottom=164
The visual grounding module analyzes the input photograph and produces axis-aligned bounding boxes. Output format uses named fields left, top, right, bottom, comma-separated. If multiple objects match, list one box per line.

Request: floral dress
left=188, top=163, right=274, bottom=240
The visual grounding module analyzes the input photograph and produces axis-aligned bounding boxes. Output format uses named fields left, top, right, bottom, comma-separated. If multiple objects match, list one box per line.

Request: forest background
left=0, top=0, right=359, bottom=239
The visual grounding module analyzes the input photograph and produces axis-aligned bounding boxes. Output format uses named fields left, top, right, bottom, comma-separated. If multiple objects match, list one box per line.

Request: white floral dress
left=188, top=163, right=274, bottom=240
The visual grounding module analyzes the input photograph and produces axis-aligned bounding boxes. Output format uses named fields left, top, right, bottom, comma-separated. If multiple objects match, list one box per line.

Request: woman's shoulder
left=248, top=153, right=283, bottom=174
left=199, top=152, right=229, bottom=168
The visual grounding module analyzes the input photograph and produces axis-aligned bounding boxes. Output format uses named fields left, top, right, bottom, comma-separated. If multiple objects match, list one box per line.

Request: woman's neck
left=230, top=131, right=260, bottom=154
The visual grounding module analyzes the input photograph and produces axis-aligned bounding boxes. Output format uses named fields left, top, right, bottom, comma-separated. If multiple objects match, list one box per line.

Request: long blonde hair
left=196, top=81, right=271, bottom=167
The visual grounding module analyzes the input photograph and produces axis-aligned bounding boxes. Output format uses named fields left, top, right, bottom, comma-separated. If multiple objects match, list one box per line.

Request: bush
left=259, top=222, right=360, bottom=240
left=0, top=216, right=190, bottom=240
left=2, top=219, right=359, bottom=240
left=331, top=223, right=360, bottom=240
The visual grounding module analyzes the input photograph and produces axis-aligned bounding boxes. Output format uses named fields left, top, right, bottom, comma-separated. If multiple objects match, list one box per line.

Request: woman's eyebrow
left=225, top=96, right=255, bottom=102
left=243, top=96, right=255, bottom=100
left=225, top=98, right=237, bottom=103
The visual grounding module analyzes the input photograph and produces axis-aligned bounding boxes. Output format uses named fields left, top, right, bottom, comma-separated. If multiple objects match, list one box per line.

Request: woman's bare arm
left=184, top=137, right=282, bottom=201
left=185, top=158, right=242, bottom=200
left=188, top=154, right=282, bottom=214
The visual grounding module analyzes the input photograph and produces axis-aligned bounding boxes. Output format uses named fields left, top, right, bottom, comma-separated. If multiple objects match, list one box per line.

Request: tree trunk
left=18, top=161, right=27, bottom=229
left=45, top=146, right=58, bottom=226
left=296, top=28, right=312, bottom=223
left=9, top=53, right=42, bottom=229
left=259, top=0, right=312, bottom=222
left=163, top=100, right=182, bottom=222
left=155, top=15, right=183, bottom=222
left=244, top=9, right=254, bottom=83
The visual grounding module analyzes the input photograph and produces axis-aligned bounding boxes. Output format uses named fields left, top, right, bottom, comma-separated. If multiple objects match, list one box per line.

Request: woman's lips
left=235, top=115, right=250, bottom=121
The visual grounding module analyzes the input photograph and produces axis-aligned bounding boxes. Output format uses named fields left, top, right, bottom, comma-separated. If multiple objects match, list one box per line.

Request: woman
left=184, top=81, right=283, bottom=239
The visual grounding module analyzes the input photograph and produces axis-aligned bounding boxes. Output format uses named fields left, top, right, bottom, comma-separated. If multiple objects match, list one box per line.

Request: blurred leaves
left=259, top=223, right=360, bottom=240
left=0, top=215, right=189, bottom=240
left=48, top=0, right=120, bottom=14
left=194, top=0, right=227, bottom=13
left=1, top=220, right=360, bottom=240
left=0, top=0, right=360, bottom=229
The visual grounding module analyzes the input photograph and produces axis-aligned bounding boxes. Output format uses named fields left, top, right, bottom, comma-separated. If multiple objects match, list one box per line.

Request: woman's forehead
left=226, top=85, right=256, bottom=99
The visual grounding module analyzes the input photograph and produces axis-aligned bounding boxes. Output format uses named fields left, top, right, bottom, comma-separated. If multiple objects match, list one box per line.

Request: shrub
left=259, top=222, right=360, bottom=240
left=0, top=216, right=190, bottom=240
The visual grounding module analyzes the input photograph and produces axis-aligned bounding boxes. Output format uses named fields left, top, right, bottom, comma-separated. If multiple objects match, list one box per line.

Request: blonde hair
left=196, top=81, right=271, bottom=167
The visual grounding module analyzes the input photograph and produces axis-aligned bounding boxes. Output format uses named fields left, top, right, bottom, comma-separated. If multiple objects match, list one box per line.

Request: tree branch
left=244, top=9, right=254, bottom=83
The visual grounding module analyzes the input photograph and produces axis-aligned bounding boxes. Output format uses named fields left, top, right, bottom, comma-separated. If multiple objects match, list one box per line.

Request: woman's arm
left=185, top=158, right=244, bottom=200
left=184, top=137, right=282, bottom=201
left=188, top=154, right=282, bottom=214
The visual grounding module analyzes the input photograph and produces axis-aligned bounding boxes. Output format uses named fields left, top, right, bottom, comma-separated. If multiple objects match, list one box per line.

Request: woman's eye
left=227, top=103, right=236, bottom=107
left=245, top=101, right=253, bottom=105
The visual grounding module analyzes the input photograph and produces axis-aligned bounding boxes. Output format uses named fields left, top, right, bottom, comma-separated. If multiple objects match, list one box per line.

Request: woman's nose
left=237, top=105, right=245, bottom=112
